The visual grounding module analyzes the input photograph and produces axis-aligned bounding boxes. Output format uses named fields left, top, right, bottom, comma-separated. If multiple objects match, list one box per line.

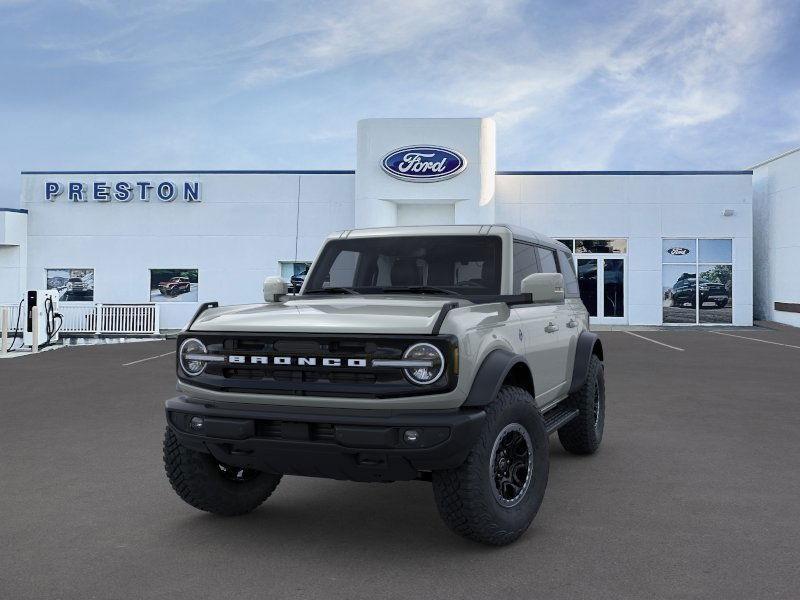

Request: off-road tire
left=431, top=386, right=549, bottom=546
left=558, top=354, right=604, bottom=455
left=163, top=427, right=281, bottom=516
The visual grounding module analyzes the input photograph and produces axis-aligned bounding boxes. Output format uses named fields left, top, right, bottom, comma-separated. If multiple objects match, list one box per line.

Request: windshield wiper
left=303, top=287, right=360, bottom=295
left=378, top=285, right=461, bottom=296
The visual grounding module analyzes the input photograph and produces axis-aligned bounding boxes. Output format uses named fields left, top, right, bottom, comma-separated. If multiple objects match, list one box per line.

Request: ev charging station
left=23, top=289, right=62, bottom=349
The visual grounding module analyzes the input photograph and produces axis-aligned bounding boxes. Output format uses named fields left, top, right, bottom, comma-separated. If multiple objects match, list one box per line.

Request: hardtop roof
left=334, top=224, right=569, bottom=253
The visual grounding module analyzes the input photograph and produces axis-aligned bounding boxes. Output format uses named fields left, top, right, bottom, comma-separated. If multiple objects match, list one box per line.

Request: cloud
left=0, top=0, right=797, bottom=201
left=237, top=0, right=520, bottom=88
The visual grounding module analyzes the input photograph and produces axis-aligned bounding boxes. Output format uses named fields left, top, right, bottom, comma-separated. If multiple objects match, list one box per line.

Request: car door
left=557, top=248, right=583, bottom=389
left=529, top=245, right=572, bottom=403
left=512, top=241, right=567, bottom=406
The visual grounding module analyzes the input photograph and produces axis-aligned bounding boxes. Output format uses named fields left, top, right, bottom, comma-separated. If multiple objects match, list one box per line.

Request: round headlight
left=403, top=342, right=445, bottom=385
left=179, top=337, right=208, bottom=376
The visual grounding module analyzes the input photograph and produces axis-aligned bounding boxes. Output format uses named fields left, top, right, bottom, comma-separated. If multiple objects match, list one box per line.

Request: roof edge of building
left=21, top=169, right=753, bottom=176
left=748, top=146, right=800, bottom=170
left=496, top=170, right=752, bottom=175
left=20, top=170, right=356, bottom=175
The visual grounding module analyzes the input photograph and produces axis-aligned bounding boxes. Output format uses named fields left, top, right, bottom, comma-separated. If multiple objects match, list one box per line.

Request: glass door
left=576, top=256, right=626, bottom=324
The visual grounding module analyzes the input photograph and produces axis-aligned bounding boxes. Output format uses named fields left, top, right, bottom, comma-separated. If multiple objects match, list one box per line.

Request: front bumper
left=165, top=396, right=485, bottom=482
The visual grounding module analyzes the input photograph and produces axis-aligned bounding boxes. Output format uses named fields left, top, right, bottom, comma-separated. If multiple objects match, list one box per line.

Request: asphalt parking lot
left=2, top=326, right=800, bottom=599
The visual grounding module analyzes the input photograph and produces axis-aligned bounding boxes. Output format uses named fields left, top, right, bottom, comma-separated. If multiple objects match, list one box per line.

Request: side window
left=557, top=251, right=580, bottom=296
left=326, top=250, right=360, bottom=287
left=513, top=242, right=539, bottom=293
left=536, top=246, right=558, bottom=274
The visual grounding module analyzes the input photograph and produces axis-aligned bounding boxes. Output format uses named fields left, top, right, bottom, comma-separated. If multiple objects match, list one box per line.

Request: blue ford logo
left=667, top=247, right=691, bottom=256
left=381, top=145, right=467, bottom=182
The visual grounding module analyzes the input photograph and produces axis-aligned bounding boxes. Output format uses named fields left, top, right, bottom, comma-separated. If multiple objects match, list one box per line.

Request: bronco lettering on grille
left=226, top=355, right=367, bottom=367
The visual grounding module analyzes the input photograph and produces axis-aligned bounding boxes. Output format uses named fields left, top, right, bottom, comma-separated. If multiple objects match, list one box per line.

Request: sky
left=1, top=0, right=799, bottom=208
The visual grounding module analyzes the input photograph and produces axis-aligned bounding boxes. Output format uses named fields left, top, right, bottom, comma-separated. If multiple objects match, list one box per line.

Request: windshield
left=303, top=235, right=502, bottom=296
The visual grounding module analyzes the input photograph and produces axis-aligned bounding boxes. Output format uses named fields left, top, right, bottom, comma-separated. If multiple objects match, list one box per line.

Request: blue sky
left=1, top=0, right=799, bottom=208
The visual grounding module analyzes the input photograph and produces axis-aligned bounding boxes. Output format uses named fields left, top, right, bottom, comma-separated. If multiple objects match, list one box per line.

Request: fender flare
left=462, top=348, right=532, bottom=407
left=568, top=331, right=604, bottom=394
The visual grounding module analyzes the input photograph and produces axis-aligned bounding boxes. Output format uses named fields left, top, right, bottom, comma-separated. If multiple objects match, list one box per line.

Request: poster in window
left=698, top=265, right=732, bottom=324
left=662, top=265, right=697, bottom=324
left=46, top=268, right=94, bottom=302
left=150, top=269, right=198, bottom=302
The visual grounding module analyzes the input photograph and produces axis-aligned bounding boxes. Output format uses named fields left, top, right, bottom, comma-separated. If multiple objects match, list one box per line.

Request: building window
left=662, top=239, right=732, bottom=324
left=280, top=261, right=312, bottom=293
left=556, top=239, right=575, bottom=252
left=559, top=239, right=627, bottom=320
left=150, top=269, right=198, bottom=302
left=47, top=268, right=94, bottom=302
left=574, top=239, right=627, bottom=254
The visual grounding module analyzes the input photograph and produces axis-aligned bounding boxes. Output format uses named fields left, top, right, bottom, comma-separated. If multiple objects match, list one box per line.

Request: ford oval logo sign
left=667, top=247, right=691, bottom=256
left=381, top=145, right=467, bottom=182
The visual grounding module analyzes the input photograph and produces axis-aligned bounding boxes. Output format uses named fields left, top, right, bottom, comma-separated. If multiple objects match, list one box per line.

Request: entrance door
left=576, top=256, right=626, bottom=324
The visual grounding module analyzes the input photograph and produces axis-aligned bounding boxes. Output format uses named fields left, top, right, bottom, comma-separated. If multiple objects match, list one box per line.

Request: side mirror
left=263, top=276, right=288, bottom=303
left=521, top=273, right=565, bottom=303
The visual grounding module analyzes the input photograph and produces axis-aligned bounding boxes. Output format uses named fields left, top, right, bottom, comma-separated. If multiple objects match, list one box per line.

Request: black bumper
left=165, top=396, right=485, bottom=482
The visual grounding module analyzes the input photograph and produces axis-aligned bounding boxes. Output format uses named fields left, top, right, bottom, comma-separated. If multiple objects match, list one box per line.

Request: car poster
left=46, top=268, right=94, bottom=302
left=150, top=269, right=199, bottom=302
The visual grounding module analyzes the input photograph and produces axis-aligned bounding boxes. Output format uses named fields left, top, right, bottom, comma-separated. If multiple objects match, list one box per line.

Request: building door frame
left=575, top=254, right=628, bottom=325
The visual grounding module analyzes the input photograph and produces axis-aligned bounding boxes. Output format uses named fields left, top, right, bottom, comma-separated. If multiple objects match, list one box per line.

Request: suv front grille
left=178, top=333, right=457, bottom=399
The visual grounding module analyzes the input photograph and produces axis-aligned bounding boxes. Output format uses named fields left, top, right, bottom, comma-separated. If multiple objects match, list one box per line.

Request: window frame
left=662, top=238, right=734, bottom=325
left=45, top=267, right=96, bottom=303
left=148, top=268, right=200, bottom=304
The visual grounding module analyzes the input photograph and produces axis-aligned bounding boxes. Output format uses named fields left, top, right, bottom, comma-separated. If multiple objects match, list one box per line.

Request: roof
left=331, top=223, right=565, bottom=251
left=748, top=146, right=800, bottom=170
left=20, top=169, right=752, bottom=176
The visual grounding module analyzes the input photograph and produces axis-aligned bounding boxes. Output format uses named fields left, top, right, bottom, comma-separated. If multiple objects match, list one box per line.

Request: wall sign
left=666, top=247, right=690, bottom=256
left=381, top=146, right=467, bottom=182
left=44, top=181, right=201, bottom=202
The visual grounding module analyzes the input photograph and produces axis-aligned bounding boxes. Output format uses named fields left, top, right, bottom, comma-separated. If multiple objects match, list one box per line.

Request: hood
left=189, top=296, right=455, bottom=335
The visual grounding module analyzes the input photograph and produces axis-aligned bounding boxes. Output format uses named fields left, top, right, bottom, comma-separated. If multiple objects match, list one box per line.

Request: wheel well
left=503, top=362, right=535, bottom=397
left=592, top=339, right=604, bottom=361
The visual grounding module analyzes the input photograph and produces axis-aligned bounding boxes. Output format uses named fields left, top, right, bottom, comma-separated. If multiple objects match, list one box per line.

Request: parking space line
left=122, top=351, right=175, bottom=366
left=623, top=331, right=685, bottom=351
left=710, top=331, right=800, bottom=349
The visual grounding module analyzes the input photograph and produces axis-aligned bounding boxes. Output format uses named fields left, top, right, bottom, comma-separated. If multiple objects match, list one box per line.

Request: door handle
left=545, top=322, right=559, bottom=333
left=567, top=319, right=578, bottom=328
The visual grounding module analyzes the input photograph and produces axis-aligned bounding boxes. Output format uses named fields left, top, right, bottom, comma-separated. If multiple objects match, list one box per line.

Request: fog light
left=403, top=429, right=420, bottom=444
left=189, top=416, right=204, bottom=431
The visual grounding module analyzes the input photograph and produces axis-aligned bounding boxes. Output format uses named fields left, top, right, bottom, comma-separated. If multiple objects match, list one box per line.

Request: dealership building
left=1, top=118, right=797, bottom=333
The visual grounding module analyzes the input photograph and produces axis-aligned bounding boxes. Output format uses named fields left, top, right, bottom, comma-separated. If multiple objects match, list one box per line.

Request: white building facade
left=753, top=147, right=800, bottom=328
left=3, top=118, right=755, bottom=331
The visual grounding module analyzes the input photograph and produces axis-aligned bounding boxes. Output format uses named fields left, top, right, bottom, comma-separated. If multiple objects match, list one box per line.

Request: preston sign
left=381, top=145, right=467, bottom=182
left=44, top=181, right=201, bottom=202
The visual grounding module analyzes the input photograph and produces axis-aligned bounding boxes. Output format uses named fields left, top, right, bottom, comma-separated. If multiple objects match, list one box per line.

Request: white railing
left=59, top=303, right=97, bottom=333
left=0, top=302, right=160, bottom=335
left=0, top=302, right=23, bottom=338
left=97, top=304, right=160, bottom=334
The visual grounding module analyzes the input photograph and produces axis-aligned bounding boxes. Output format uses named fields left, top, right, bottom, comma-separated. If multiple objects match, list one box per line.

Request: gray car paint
left=180, top=225, right=589, bottom=411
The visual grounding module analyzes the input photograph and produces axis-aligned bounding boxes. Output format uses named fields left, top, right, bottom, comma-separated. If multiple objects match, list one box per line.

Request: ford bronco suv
left=159, top=276, right=192, bottom=297
left=163, top=225, right=605, bottom=545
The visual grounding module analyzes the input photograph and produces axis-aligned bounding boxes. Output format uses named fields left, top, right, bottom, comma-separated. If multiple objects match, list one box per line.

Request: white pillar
left=1, top=307, right=8, bottom=353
